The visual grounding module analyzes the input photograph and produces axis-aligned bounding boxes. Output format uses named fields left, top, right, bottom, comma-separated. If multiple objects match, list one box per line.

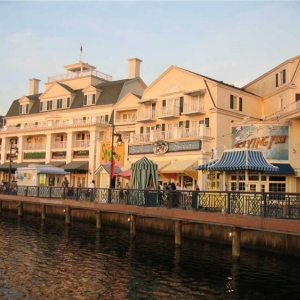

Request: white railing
left=73, top=140, right=90, bottom=148
left=24, top=142, right=46, bottom=150
left=53, top=141, right=67, bottom=149
left=115, top=117, right=136, bottom=124
left=137, top=109, right=156, bottom=121
left=158, top=106, right=180, bottom=118
left=48, top=69, right=112, bottom=83
left=183, top=101, right=205, bottom=114
left=6, top=144, right=18, bottom=151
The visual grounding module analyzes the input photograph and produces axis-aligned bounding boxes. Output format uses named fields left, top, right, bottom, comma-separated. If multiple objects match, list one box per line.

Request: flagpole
left=79, top=43, right=82, bottom=62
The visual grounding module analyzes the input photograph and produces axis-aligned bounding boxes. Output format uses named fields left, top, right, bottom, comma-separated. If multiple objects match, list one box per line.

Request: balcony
left=53, top=141, right=67, bottom=149
left=130, top=125, right=211, bottom=143
left=1, top=117, right=108, bottom=133
left=73, top=140, right=90, bottom=148
left=157, top=107, right=180, bottom=119
left=115, top=116, right=136, bottom=125
left=48, top=69, right=112, bottom=83
left=182, top=101, right=205, bottom=116
left=24, top=142, right=46, bottom=151
left=137, top=109, right=156, bottom=122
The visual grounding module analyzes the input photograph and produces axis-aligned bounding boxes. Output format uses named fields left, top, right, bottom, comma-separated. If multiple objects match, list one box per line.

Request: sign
left=24, top=152, right=46, bottom=159
left=128, top=140, right=202, bottom=155
left=52, top=151, right=66, bottom=159
left=73, top=150, right=89, bottom=158
left=39, top=174, right=46, bottom=185
left=232, top=125, right=289, bottom=160
left=99, top=141, right=125, bottom=167
left=153, top=140, right=168, bottom=155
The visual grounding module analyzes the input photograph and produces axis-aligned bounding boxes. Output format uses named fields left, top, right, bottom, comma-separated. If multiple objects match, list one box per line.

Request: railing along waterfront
left=1, top=186, right=300, bottom=220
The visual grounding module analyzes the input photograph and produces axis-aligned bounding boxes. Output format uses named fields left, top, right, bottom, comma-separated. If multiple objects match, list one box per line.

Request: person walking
left=87, top=180, right=96, bottom=202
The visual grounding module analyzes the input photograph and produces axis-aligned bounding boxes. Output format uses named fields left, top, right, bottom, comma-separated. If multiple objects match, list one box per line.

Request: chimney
left=128, top=58, right=142, bottom=79
left=29, top=78, right=40, bottom=95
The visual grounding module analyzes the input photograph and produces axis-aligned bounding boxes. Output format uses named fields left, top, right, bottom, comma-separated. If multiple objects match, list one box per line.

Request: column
left=17, top=202, right=23, bottom=217
left=232, top=227, right=241, bottom=261
left=45, top=134, right=53, bottom=163
left=89, top=130, right=97, bottom=182
left=66, top=132, right=74, bottom=163
left=95, top=211, right=101, bottom=230
left=41, top=204, right=46, bottom=220
left=175, top=220, right=182, bottom=247
left=130, top=214, right=136, bottom=238
left=65, top=206, right=71, bottom=224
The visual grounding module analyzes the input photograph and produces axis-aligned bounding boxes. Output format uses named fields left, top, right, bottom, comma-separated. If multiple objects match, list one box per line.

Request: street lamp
left=109, top=124, right=122, bottom=188
left=8, top=141, right=19, bottom=185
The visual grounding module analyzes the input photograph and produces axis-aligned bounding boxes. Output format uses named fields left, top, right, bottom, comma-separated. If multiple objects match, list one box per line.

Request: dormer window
left=19, top=104, right=29, bottom=114
left=276, top=69, right=286, bottom=87
left=84, top=94, right=96, bottom=106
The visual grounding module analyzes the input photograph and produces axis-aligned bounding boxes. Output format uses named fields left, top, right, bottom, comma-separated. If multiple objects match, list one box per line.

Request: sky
left=0, top=1, right=300, bottom=116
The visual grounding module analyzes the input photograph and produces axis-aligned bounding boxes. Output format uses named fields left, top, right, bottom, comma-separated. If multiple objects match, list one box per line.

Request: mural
left=232, top=125, right=289, bottom=160
left=99, top=141, right=125, bottom=167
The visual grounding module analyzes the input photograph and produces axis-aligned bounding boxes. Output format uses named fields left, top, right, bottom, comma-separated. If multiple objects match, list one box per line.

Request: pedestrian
left=87, top=180, right=95, bottom=202
left=62, top=177, right=69, bottom=187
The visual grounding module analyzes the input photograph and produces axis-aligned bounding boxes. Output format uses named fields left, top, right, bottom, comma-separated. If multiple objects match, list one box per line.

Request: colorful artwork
left=99, top=141, right=125, bottom=167
left=232, top=125, right=289, bottom=160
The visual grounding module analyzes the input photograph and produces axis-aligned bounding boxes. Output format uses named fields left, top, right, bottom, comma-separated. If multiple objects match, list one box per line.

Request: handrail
left=1, top=186, right=300, bottom=220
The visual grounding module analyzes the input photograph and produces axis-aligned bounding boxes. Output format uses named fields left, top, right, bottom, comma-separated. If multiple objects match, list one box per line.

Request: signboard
left=128, top=140, right=201, bottom=155
left=99, top=141, right=125, bottom=167
left=73, top=150, right=89, bottom=158
left=24, top=152, right=46, bottom=159
left=52, top=151, right=66, bottom=159
left=232, top=125, right=289, bottom=160
left=39, top=174, right=46, bottom=185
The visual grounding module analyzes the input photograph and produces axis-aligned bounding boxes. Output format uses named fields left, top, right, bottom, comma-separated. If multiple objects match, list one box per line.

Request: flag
left=80, top=44, right=82, bottom=52
left=111, top=158, right=115, bottom=179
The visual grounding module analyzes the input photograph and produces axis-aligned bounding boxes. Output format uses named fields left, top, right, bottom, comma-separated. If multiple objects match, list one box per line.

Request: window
left=40, top=100, right=53, bottom=111
left=230, top=95, right=242, bottom=111
left=56, top=97, right=70, bottom=109
left=296, top=94, right=300, bottom=109
left=276, top=69, right=286, bottom=87
left=84, top=94, right=96, bottom=106
left=19, top=104, right=29, bottom=114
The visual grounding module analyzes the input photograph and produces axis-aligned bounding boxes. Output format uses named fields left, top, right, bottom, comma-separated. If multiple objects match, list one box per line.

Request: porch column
left=129, top=214, right=136, bottom=238
left=95, top=211, right=101, bottom=230
left=41, top=204, right=46, bottom=220
left=232, top=227, right=241, bottom=261
left=175, top=220, right=182, bottom=247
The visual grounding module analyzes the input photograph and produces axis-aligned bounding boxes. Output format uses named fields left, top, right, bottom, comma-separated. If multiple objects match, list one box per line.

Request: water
left=0, top=213, right=299, bottom=300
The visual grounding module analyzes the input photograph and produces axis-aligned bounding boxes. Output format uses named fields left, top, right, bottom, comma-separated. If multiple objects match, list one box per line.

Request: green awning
left=45, top=161, right=66, bottom=167
left=0, top=162, right=45, bottom=172
left=61, top=161, right=89, bottom=172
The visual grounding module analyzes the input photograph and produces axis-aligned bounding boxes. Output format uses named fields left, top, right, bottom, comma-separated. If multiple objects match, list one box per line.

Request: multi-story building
left=1, top=55, right=299, bottom=192
left=0, top=58, right=146, bottom=188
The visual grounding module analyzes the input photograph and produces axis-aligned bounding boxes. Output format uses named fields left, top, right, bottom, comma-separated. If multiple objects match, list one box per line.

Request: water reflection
left=1, top=213, right=300, bottom=299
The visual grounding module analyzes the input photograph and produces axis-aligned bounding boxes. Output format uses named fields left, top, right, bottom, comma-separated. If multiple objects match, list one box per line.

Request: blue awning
left=195, top=159, right=218, bottom=170
left=266, top=163, right=295, bottom=175
left=196, top=149, right=279, bottom=172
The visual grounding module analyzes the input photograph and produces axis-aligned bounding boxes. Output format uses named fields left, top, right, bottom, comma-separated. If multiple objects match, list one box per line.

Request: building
left=1, top=54, right=300, bottom=192
left=0, top=58, right=146, bottom=187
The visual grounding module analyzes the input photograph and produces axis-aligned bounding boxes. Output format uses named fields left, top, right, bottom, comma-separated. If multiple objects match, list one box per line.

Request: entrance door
left=49, top=176, right=55, bottom=186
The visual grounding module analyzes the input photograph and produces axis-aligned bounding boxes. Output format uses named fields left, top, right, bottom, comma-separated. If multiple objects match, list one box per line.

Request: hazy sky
left=0, top=1, right=299, bottom=116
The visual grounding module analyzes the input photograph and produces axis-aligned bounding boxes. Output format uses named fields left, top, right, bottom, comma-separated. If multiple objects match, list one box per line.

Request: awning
left=266, top=163, right=295, bottom=175
left=45, top=161, right=66, bottom=167
left=160, top=160, right=198, bottom=180
left=153, top=160, right=171, bottom=171
left=196, top=159, right=218, bottom=170
left=94, top=164, right=122, bottom=175
left=61, top=161, right=89, bottom=172
left=0, top=162, right=45, bottom=172
left=118, top=169, right=131, bottom=178
left=202, top=149, right=278, bottom=172
left=184, top=89, right=206, bottom=95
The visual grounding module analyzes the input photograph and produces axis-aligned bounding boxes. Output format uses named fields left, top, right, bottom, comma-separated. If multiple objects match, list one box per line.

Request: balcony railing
left=157, top=107, right=180, bottom=119
left=24, top=142, right=46, bottom=150
left=53, top=141, right=67, bottom=149
left=182, top=101, right=205, bottom=115
left=73, top=140, right=90, bottom=148
left=131, top=125, right=211, bottom=143
left=48, top=69, right=112, bottom=83
left=115, top=117, right=136, bottom=124
left=136, top=109, right=156, bottom=122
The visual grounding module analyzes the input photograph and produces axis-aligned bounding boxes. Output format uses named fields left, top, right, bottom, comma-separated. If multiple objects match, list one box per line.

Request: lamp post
left=8, top=141, right=19, bottom=185
left=109, top=124, right=122, bottom=189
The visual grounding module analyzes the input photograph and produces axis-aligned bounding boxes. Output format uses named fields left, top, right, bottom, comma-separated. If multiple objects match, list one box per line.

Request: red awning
left=118, top=169, right=131, bottom=178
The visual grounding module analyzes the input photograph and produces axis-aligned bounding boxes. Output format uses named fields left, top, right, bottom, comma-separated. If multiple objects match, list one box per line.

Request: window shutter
left=276, top=74, right=278, bottom=87
left=92, top=94, right=96, bottom=104
left=239, top=97, right=243, bottom=111
left=40, top=102, right=43, bottom=111
left=156, top=124, right=160, bottom=130
left=205, top=117, right=209, bottom=127
left=162, top=99, right=166, bottom=107
left=84, top=95, right=87, bottom=105
left=179, top=96, right=184, bottom=114
left=282, top=69, right=286, bottom=84
left=105, top=115, right=109, bottom=122
left=161, top=123, right=165, bottom=131
left=296, top=94, right=300, bottom=102
left=67, top=98, right=70, bottom=107
left=230, top=95, right=234, bottom=109
left=179, top=121, right=183, bottom=128
left=185, top=120, right=190, bottom=128
left=19, top=105, right=22, bottom=114
left=140, top=127, right=144, bottom=134
left=26, top=104, right=29, bottom=113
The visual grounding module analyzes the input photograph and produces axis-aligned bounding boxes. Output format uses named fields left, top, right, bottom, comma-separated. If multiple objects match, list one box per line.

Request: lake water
left=0, top=212, right=299, bottom=300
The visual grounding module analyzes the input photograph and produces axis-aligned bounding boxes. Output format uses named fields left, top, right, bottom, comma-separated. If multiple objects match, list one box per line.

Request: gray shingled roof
left=6, top=79, right=132, bottom=117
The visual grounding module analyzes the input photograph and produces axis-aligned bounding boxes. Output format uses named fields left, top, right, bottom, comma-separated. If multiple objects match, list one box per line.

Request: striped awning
left=200, top=149, right=279, bottom=172
left=195, top=159, right=218, bottom=170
